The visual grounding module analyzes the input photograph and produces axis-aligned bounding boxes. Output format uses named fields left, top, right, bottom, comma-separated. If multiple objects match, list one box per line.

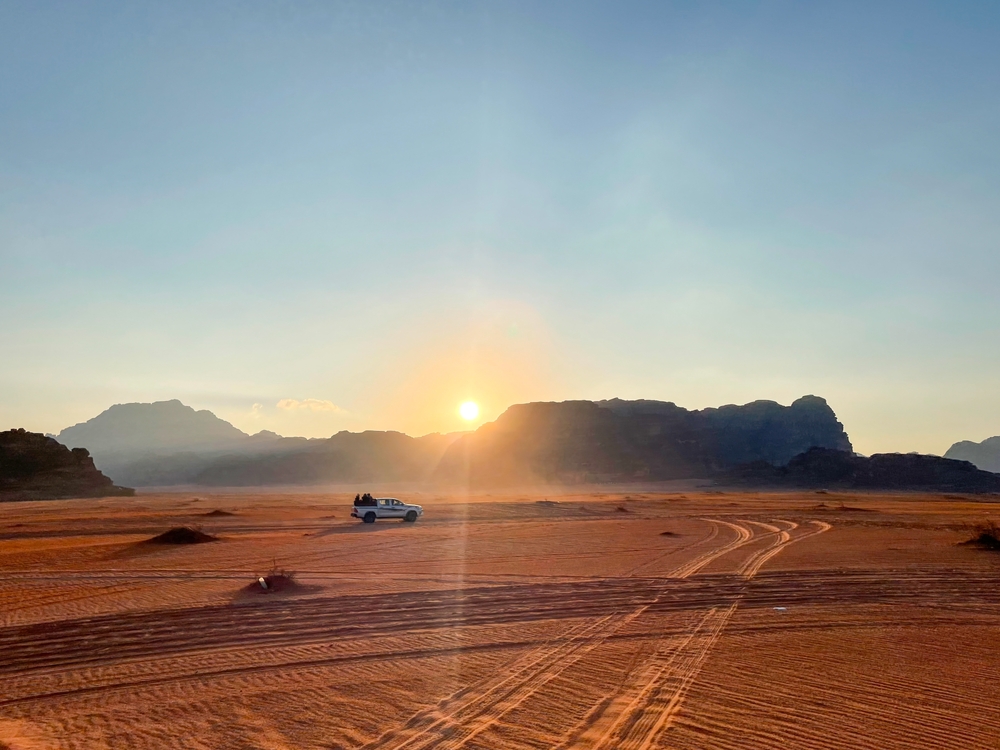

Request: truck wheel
left=404, top=510, right=417, bottom=523
left=363, top=512, right=376, bottom=524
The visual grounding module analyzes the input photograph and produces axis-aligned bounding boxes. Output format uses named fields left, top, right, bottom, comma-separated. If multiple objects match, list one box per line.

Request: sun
left=459, top=401, right=479, bottom=421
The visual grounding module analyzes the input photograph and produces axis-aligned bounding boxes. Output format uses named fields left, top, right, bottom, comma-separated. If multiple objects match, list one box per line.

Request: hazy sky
left=3, top=1, right=1000, bottom=454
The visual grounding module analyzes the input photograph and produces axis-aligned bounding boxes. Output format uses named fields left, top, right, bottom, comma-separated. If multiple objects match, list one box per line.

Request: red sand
left=1, top=490, right=998, bottom=748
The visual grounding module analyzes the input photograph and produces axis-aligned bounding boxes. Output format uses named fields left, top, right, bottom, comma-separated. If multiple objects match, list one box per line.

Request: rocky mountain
left=55, top=399, right=465, bottom=487
left=944, top=436, right=1000, bottom=473
left=0, top=429, right=134, bottom=501
left=433, top=396, right=852, bottom=486
left=724, top=447, right=1000, bottom=493
left=56, top=400, right=310, bottom=485
left=54, top=395, right=852, bottom=488
left=58, top=400, right=269, bottom=455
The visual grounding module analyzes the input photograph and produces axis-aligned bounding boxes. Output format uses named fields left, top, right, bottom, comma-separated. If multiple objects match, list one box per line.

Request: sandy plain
left=1, top=488, right=998, bottom=749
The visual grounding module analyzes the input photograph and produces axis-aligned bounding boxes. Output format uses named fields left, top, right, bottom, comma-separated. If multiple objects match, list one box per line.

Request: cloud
left=250, top=403, right=263, bottom=418
left=276, top=398, right=343, bottom=413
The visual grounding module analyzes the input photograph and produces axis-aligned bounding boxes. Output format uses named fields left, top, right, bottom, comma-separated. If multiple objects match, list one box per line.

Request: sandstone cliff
left=0, top=429, right=135, bottom=501
left=434, top=396, right=852, bottom=486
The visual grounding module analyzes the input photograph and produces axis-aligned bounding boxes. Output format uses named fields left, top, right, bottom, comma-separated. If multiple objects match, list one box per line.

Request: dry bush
left=252, top=565, right=300, bottom=593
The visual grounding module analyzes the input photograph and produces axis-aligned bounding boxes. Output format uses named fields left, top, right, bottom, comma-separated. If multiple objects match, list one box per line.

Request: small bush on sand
left=146, top=527, right=218, bottom=545
left=962, top=521, right=1000, bottom=550
left=251, top=566, right=300, bottom=593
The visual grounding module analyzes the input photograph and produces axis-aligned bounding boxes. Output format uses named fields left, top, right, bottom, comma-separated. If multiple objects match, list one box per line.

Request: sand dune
left=0, top=491, right=998, bottom=748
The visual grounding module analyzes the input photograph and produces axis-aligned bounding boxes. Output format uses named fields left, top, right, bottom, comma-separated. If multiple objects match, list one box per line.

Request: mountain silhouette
left=944, top=436, right=1000, bottom=473
left=56, top=400, right=304, bottom=484
left=58, top=400, right=257, bottom=455
left=184, top=430, right=460, bottom=486
left=56, top=400, right=463, bottom=486
left=725, top=447, right=1000, bottom=493
left=55, top=396, right=853, bottom=488
left=434, top=396, right=852, bottom=486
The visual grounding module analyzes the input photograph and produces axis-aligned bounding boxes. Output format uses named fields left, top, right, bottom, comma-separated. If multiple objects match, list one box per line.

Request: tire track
left=613, top=603, right=736, bottom=750
left=741, top=521, right=825, bottom=579
left=564, top=519, right=828, bottom=750
left=2, top=564, right=994, bottom=682
left=667, top=520, right=754, bottom=579
left=553, top=607, right=726, bottom=749
left=625, top=522, right=720, bottom=577
left=356, top=519, right=757, bottom=750
left=367, top=520, right=760, bottom=750
left=363, top=605, right=658, bottom=750
left=4, top=518, right=997, bottom=735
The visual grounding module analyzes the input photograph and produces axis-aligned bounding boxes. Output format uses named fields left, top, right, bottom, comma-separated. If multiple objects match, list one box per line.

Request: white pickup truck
left=351, top=497, right=423, bottom=524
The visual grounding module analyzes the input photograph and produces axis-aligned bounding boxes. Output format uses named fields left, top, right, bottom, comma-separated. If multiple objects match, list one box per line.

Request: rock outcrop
left=434, top=396, right=852, bottom=486
left=944, top=436, right=1000, bottom=473
left=724, top=447, right=1000, bottom=493
left=0, top=429, right=135, bottom=501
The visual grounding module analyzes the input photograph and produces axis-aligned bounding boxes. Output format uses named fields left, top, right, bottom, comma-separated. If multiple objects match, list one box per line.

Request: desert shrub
left=252, top=565, right=299, bottom=592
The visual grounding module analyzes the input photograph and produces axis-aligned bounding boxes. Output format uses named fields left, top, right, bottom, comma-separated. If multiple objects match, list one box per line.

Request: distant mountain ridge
left=945, top=436, right=1000, bottom=473
left=725, top=447, right=1000, bottom=493
left=45, top=397, right=1000, bottom=492
left=55, top=395, right=853, bottom=488
left=58, top=400, right=273, bottom=455
left=57, top=400, right=464, bottom=487
left=56, top=400, right=316, bottom=485
left=434, top=396, right=852, bottom=486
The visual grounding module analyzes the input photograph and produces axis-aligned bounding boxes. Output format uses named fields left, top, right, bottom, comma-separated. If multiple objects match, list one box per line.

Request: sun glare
left=459, top=401, right=479, bottom=421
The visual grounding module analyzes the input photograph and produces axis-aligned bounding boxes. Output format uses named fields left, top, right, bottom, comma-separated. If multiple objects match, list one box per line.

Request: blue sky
left=2, top=1, right=999, bottom=453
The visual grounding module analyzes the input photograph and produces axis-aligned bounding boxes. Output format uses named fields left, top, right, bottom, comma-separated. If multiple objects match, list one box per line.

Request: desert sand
left=1, top=489, right=998, bottom=749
